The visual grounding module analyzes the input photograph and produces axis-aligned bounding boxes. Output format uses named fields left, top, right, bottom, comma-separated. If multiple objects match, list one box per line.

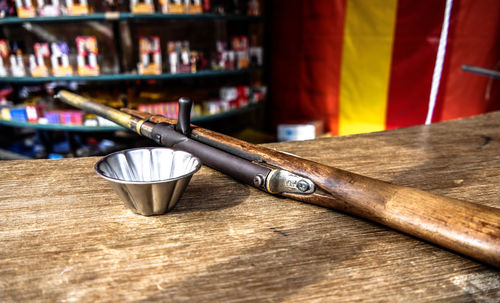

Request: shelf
left=0, top=102, right=262, bottom=132
left=124, top=13, right=263, bottom=21
left=0, top=118, right=122, bottom=131
left=0, top=10, right=266, bottom=141
left=0, top=13, right=262, bottom=25
left=0, top=68, right=259, bottom=84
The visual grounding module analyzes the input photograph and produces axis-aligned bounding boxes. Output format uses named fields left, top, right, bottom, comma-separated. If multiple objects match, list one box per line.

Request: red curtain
left=269, top=0, right=345, bottom=135
left=269, top=0, right=500, bottom=135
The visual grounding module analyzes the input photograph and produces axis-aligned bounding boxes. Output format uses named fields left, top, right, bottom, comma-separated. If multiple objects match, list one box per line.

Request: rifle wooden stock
left=122, top=108, right=500, bottom=267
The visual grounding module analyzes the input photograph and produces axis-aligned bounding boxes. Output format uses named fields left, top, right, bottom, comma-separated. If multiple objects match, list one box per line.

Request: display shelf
left=0, top=13, right=262, bottom=25
left=0, top=68, right=259, bottom=84
left=0, top=102, right=262, bottom=132
left=0, top=5, right=267, bottom=157
left=0, top=13, right=114, bottom=24
left=0, top=118, right=122, bottom=131
left=124, top=13, right=262, bottom=21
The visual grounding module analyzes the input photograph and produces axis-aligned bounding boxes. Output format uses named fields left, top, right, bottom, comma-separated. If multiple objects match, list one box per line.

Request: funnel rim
left=94, top=147, right=201, bottom=185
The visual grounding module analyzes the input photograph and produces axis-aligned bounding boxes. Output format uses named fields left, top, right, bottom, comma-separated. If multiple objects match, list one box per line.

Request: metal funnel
left=95, top=147, right=201, bottom=216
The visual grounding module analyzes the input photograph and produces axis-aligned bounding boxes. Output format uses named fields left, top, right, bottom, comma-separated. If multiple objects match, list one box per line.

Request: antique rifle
left=56, top=90, right=500, bottom=267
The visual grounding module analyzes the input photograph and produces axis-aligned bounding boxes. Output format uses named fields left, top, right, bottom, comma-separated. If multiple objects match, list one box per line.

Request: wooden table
left=1, top=112, right=499, bottom=302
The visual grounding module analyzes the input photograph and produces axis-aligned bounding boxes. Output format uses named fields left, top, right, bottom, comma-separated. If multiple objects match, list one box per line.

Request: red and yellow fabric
left=270, top=0, right=500, bottom=136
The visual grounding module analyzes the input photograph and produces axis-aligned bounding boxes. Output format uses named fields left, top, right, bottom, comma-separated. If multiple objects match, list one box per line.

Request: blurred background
left=0, top=0, right=499, bottom=159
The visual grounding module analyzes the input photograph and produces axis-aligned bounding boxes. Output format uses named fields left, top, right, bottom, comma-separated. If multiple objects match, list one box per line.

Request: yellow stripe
left=339, top=0, right=398, bottom=135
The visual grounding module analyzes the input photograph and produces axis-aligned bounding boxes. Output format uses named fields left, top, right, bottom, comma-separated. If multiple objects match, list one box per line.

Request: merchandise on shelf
left=60, top=110, right=83, bottom=124
left=248, top=45, right=262, bottom=66
left=138, top=102, right=180, bottom=119
left=167, top=42, right=177, bottom=73
left=29, top=42, right=50, bottom=77
left=178, top=41, right=190, bottom=72
left=0, top=39, right=9, bottom=76
left=186, top=0, right=202, bottom=14
left=50, top=42, right=73, bottom=76
left=133, top=84, right=265, bottom=119
left=96, top=116, right=119, bottom=127
left=213, top=41, right=232, bottom=70
left=203, top=98, right=231, bottom=115
left=232, top=35, right=249, bottom=69
left=9, top=43, right=26, bottom=77
left=0, top=87, right=12, bottom=104
left=213, top=35, right=260, bottom=70
left=81, top=114, right=96, bottom=126
left=203, top=84, right=265, bottom=114
left=37, top=0, right=62, bottom=16
left=15, top=0, right=36, bottom=18
left=130, top=0, right=154, bottom=14
left=0, top=88, right=13, bottom=119
left=1, top=107, right=11, bottom=119
left=76, top=36, right=99, bottom=76
left=137, top=36, right=162, bottom=75
left=12, top=0, right=259, bottom=17
left=25, top=104, right=45, bottom=122
left=0, top=1, right=16, bottom=18
left=34, top=108, right=86, bottom=125
left=220, top=85, right=248, bottom=107
left=0, top=0, right=265, bottom=137
left=249, top=84, right=266, bottom=103
left=167, top=40, right=197, bottom=74
left=188, top=50, right=201, bottom=73
left=186, top=0, right=203, bottom=14
left=159, top=0, right=182, bottom=14
left=9, top=107, right=28, bottom=122
left=248, top=34, right=263, bottom=66
left=202, top=0, right=209, bottom=12
left=65, top=0, right=89, bottom=16
left=137, top=100, right=203, bottom=119
left=43, top=110, right=60, bottom=124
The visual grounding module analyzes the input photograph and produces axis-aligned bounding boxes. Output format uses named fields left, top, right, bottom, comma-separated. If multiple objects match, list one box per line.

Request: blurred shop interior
left=0, top=0, right=499, bottom=159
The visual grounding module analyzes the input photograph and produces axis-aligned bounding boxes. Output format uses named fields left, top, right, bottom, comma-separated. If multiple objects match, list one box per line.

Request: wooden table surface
left=1, top=112, right=499, bottom=302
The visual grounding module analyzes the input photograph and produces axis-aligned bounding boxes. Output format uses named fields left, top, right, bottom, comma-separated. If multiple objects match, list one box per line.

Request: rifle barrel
left=56, top=90, right=500, bottom=268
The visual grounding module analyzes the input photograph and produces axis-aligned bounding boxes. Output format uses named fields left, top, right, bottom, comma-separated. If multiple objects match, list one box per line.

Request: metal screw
left=154, top=134, right=162, bottom=144
left=297, top=180, right=310, bottom=192
left=253, top=174, right=265, bottom=187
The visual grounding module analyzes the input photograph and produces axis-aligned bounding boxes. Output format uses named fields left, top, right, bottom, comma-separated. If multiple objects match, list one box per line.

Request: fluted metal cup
left=94, top=147, right=201, bottom=216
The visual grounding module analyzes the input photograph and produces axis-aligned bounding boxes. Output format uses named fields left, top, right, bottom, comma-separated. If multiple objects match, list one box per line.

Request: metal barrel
left=56, top=90, right=135, bottom=130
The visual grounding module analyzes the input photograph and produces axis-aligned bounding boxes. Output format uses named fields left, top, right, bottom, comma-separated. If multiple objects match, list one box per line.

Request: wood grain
left=123, top=108, right=500, bottom=266
left=1, top=112, right=500, bottom=302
